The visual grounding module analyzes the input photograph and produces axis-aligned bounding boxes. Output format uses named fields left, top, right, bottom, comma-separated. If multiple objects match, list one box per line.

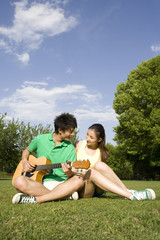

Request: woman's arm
left=75, top=140, right=83, bottom=152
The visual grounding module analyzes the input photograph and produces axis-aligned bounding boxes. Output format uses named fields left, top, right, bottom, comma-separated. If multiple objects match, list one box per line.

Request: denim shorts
left=93, top=190, right=105, bottom=197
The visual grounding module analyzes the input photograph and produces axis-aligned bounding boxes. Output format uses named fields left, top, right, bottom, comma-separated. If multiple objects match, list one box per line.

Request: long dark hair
left=89, top=124, right=109, bottom=162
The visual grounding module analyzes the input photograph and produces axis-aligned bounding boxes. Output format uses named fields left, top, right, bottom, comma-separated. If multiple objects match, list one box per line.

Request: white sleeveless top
left=76, top=140, right=100, bottom=169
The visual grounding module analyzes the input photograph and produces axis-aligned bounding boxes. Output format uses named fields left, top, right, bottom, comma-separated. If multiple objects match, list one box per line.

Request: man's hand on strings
left=62, top=161, right=74, bottom=178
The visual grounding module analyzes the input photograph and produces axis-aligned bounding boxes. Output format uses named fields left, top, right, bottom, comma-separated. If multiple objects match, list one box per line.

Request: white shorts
left=43, top=181, right=64, bottom=191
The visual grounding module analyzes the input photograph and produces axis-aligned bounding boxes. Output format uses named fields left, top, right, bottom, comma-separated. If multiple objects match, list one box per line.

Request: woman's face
left=86, top=129, right=99, bottom=147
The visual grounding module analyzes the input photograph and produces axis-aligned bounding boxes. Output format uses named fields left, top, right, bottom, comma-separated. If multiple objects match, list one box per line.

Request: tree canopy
left=113, top=56, right=160, bottom=179
left=0, top=113, right=53, bottom=172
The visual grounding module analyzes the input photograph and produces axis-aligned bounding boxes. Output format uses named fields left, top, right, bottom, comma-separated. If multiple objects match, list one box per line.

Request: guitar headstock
left=72, top=160, right=90, bottom=169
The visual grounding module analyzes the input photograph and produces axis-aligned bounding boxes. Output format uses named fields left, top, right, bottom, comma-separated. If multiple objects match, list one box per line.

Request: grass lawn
left=0, top=180, right=160, bottom=240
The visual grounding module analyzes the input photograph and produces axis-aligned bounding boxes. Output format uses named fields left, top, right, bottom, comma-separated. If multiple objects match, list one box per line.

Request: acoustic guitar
left=12, top=155, right=90, bottom=184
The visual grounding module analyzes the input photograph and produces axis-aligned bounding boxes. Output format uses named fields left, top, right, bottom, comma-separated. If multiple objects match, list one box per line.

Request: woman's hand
left=72, top=167, right=89, bottom=178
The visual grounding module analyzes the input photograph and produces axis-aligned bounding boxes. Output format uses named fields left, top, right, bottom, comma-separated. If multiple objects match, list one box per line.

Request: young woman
left=76, top=124, right=156, bottom=200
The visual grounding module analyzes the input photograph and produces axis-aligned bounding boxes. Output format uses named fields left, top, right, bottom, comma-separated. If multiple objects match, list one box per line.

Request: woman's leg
left=78, top=179, right=95, bottom=198
left=94, top=162, right=127, bottom=191
left=84, top=169, right=132, bottom=199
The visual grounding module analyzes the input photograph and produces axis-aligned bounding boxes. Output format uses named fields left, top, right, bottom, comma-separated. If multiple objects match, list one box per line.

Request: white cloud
left=0, top=39, right=7, bottom=48
left=45, top=76, right=52, bottom=81
left=3, top=88, right=9, bottom=92
left=66, top=67, right=72, bottom=74
left=151, top=44, right=160, bottom=53
left=23, top=81, right=48, bottom=86
left=16, top=52, right=30, bottom=64
left=82, top=92, right=102, bottom=102
left=0, top=83, right=117, bottom=124
left=0, top=39, right=12, bottom=53
left=74, top=106, right=117, bottom=122
left=0, top=0, right=78, bottom=63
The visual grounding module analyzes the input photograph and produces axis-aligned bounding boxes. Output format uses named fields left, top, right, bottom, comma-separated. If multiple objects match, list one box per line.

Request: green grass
left=0, top=171, right=13, bottom=179
left=0, top=180, right=160, bottom=240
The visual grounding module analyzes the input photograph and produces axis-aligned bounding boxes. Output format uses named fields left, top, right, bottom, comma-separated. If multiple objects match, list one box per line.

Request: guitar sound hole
left=25, top=172, right=34, bottom=178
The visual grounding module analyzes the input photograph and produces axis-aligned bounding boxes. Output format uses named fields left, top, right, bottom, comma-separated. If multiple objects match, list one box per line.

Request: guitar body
left=12, top=155, right=90, bottom=185
left=12, top=156, right=51, bottom=184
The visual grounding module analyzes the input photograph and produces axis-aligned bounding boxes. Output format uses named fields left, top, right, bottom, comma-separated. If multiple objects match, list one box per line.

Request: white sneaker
left=68, top=191, right=79, bottom=200
left=130, top=189, right=156, bottom=200
left=12, top=193, right=36, bottom=204
left=127, top=189, right=136, bottom=194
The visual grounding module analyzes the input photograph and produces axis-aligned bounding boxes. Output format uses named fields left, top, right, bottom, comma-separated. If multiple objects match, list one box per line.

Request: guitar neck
left=35, top=161, right=71, bottom=171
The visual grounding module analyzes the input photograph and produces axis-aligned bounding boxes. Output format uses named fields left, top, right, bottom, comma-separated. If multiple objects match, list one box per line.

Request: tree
left=113, top=56, right=160, bottom=179
left=70, top=129, right=79, bottom=145
left=0, top=114, right=20, bottom=172
left=106, top=143, right=133, bottom=180
left=0, top=113, right=53, bottom=172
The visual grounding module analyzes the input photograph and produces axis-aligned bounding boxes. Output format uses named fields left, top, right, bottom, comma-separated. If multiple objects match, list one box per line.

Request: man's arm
left=22, top=148, right=35, bottom=172
left=61, top=145, right=77, bottom=178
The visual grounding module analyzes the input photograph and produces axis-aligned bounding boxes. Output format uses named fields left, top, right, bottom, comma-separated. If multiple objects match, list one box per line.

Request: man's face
left=59, top=128, right=75, bottom=141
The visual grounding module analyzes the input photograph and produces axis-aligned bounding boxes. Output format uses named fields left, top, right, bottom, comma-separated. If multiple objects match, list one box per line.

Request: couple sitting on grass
left=12, top=112, right=156, bottom=204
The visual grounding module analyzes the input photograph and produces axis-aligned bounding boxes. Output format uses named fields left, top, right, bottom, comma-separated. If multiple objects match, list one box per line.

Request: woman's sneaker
left=130, top=189, right=156, bottom=200
left=12, top=193, right=36, bottom=204
left=127, top=189, right=136, bottom=194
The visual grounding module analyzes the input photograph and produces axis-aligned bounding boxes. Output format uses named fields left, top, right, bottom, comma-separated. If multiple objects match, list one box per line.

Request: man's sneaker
left=130, top=189, right=156, bottom=200
left=12, top=193, right=36, bottom=204
left=68, top=191, right=79, bottom=200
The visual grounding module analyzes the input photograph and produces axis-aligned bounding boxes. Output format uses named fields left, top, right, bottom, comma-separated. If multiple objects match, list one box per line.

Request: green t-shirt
left=28, top=133, right=76, bottom=181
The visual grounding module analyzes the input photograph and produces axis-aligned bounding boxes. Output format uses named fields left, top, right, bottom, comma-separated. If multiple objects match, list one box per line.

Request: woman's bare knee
left=94, top=162, right=109, bottom=172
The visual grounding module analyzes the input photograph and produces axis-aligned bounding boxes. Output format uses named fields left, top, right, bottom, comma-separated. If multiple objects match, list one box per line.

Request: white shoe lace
left=20, top=195, right=36, bottom=203
left=132, top=190, right=149, bottom=200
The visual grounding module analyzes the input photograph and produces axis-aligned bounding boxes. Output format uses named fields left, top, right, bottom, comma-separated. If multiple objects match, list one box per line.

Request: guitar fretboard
left=35, top=161, right=71, bottom=171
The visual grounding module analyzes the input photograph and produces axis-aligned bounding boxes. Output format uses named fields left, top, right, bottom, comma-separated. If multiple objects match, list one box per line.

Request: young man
left=12, top=113, right=84, bottom=204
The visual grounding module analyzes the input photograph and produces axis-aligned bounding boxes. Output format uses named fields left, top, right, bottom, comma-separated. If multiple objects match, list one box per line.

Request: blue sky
left=0, top=0, right=160, bottom=144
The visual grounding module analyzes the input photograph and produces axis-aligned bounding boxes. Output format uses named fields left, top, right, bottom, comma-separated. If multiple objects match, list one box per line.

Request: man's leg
left=13, top=176, right=50, bottom=196
left=36, top=175, right=84, bottom=203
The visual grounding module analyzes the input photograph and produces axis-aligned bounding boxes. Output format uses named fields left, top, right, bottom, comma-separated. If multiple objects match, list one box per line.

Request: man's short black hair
left=54, top=112, right=77, bottom=134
